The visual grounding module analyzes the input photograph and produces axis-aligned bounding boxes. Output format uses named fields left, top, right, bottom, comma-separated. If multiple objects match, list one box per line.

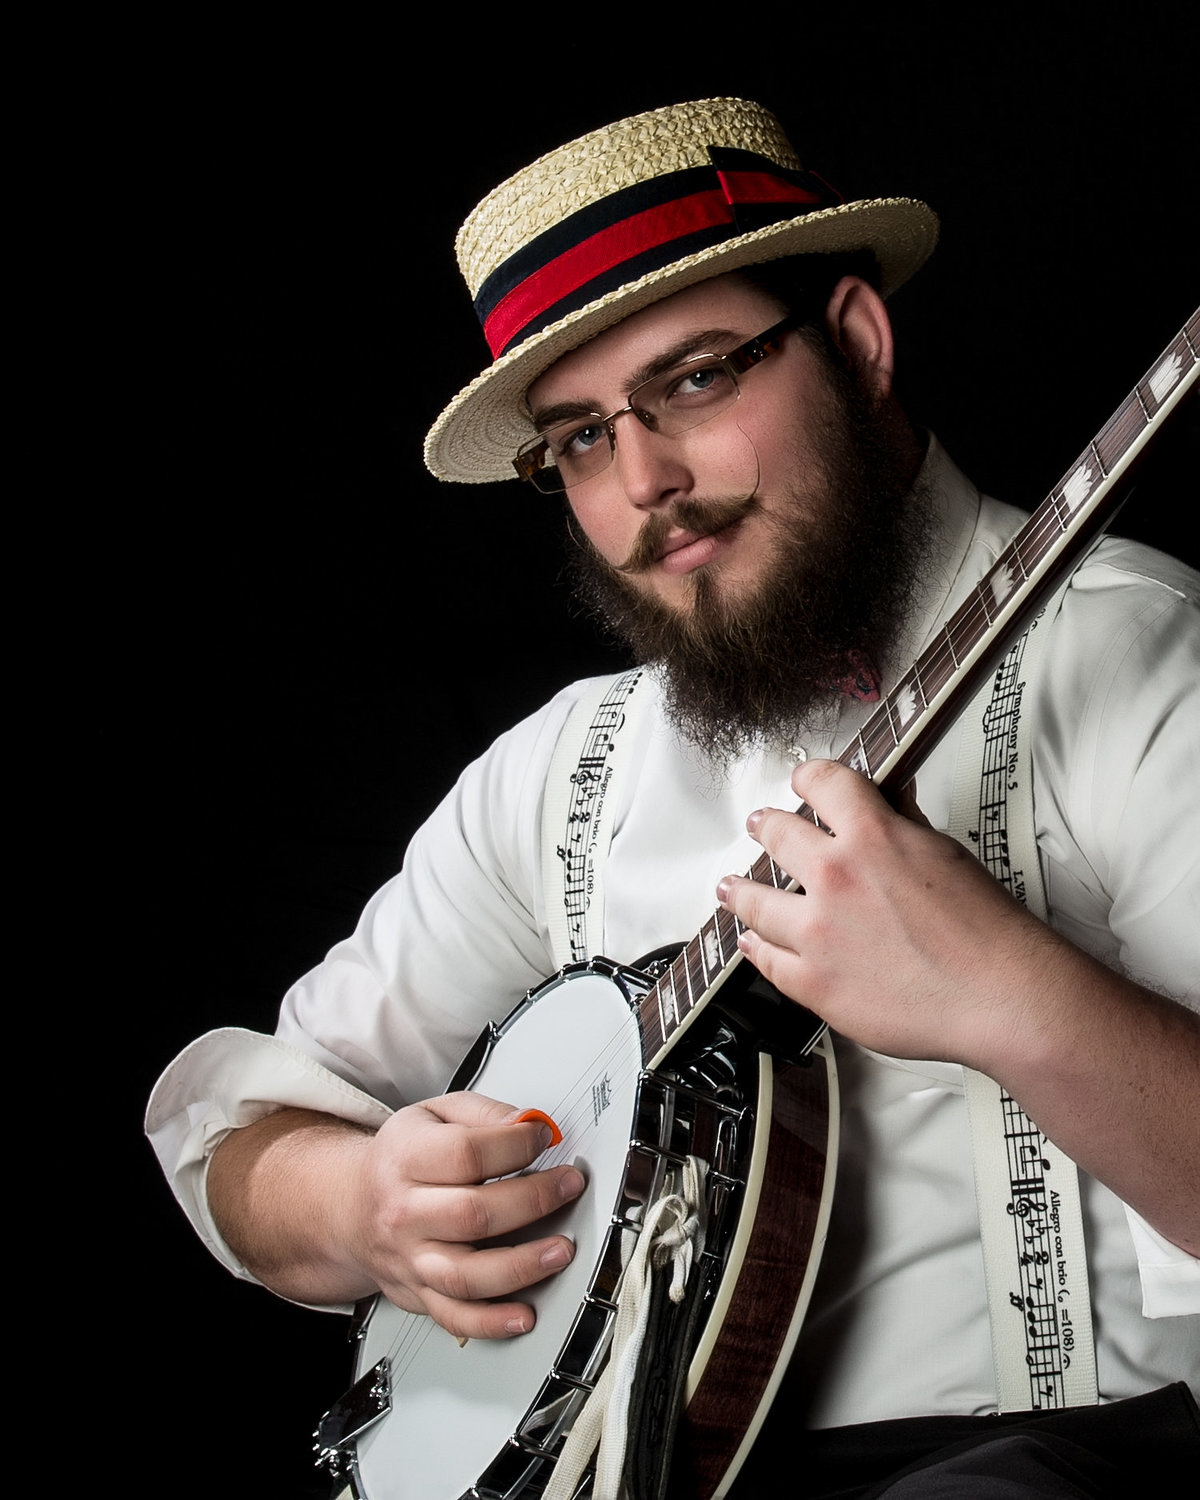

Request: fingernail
left=746, top=808, right=764, bottom=836
left=541, top=1241, right=573, bottom=1270
left=716, top=875, right=734, bottom=905
left=505, top=1314, right=532, bottom=1335
left=558, top=1166, right=585, bottom=1200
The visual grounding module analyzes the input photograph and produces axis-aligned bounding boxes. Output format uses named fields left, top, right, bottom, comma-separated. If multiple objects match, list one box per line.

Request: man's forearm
left=976, top=938, right=1200, bottom=1256
left=206, top=1094, right=587, bottom=1339
left=208, top=1107, right=379, bottom=1304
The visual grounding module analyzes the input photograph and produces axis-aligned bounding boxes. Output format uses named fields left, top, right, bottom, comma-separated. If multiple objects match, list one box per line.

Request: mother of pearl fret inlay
left=703, top=928, right=722, bottom=975
left=894, top=680, right=920, bottom=726
left=660, top=969, right=680, bottom=1023
left=1061, top=462, right=1095, bottom=513
left=1149, top=352, right=1183, bottom=403
left=991, top=559, right=1019, bottom=608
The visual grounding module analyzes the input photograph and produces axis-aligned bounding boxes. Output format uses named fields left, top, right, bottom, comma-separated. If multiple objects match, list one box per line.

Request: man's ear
left=823, top=276, right=896, bottom=398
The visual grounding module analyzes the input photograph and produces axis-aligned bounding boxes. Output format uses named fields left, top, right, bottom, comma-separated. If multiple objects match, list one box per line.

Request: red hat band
left=474, top=147, right=842, bottom=360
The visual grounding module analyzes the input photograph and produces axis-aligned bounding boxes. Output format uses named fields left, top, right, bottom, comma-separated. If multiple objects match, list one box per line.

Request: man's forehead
left=525, top=273, right=782, bottom=413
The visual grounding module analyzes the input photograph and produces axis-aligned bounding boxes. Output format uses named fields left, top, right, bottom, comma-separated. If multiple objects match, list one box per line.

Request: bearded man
left=147, top=99, right=1199, bottom=1495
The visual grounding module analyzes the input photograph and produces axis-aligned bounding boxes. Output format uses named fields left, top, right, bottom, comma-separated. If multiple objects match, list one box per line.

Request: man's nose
left=609, top=407, right=693, bottom=509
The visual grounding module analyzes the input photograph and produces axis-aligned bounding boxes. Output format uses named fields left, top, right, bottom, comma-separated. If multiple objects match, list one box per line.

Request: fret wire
left=647, top=968, right=667, bottom=1033
left=881, top=692, right=902, bottom=747
left=976, top=579, right=995, bottom=626
left=685, top=939, right=706, bottom=998
left=1182, top=325, right=1197, bottom=358
left=696, top=932, right=715, bottom=989
left=925, top=635, right=955, bottom=682
left=887, top=670, right=918, bottom=737
left=653, top=976, right=671, bottom=1040
left=639, top=984, right=663, bottom=1052
left=675, top=944, right=693, bottom=1004
left=1095, top=402, right=1140, bottom=467
left=697, top=920, right=715, bottom=983
left=711, top=911, right=729, bottom=964
left=714, top=905, right=741, bottom=965
left=666, top=964, right=682, bottom=1025
left=750, top=850, right=774, bottom=885
left=858, top=723, right=876, bottom=774
left=669, top=948, right=690, bottom=1020
left=1031, top=504, right=1067, bottom=559
left=1001, top=511, right=1050, bottom=585
left=957, top=585, right=990, bottom=648
left=922, top=647, right=952, bottom=703
left=1144, top=333, right=1191, bottom=414
left=716, top=912, right=737, bottom=966
left=844, top=727, right=870, bottom=777
left=673, top=949, right=695, bottom=1013
left=854, top=724, right=879, bottom=777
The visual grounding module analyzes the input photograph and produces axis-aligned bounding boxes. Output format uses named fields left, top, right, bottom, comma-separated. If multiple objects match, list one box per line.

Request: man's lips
left=659, top=528, right=706, bottom=560
left=660, top=534, right=708, bottom=564
left=655, top=522, right=739, bottom=575
left=617, top=495, right=758, bottom=575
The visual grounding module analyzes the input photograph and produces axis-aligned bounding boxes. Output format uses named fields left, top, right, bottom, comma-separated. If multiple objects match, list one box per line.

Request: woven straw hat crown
left=424, top=98, right=938, bottom=483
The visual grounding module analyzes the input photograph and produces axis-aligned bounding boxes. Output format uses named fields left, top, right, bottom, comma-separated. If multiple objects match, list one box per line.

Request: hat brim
left=423, top=195, right=938, bottom=484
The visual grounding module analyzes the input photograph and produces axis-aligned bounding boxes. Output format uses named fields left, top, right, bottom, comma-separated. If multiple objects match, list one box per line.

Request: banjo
left=314, top=309, right=1197, bottom=1499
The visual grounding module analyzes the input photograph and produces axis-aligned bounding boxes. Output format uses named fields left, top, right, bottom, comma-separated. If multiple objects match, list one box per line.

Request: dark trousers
left=725, top=1384, right=1199, bottom=1498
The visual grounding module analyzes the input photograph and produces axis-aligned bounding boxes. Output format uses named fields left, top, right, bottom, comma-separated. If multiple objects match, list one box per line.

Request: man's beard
left=563, top=339, right=935, bottom=761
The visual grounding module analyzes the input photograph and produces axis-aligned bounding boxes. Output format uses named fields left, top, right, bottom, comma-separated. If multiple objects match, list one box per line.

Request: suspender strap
left=541, top=669, right=645, bottom=968
left=950, top=586, right=1098, bottom=1411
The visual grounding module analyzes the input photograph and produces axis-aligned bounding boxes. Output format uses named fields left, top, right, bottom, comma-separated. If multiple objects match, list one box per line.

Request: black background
left=116, top=16, right=1197, bottom=1497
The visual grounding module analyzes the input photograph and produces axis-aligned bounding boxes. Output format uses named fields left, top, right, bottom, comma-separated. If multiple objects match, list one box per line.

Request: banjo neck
left=635, top=307, right=1199, bottom=1072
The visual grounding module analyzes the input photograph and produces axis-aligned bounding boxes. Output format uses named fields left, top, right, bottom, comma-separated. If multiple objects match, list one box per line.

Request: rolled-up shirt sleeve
left=144, top=680, right=587, bottom=1281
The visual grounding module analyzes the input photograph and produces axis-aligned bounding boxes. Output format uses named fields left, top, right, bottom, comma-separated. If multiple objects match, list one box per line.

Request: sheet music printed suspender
left=542, top=669, right=645, bottom=967
left=950, top=586, right=1099, bottom=1411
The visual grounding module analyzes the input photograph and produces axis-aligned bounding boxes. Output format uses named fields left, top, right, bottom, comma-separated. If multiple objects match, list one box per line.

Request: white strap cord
left=544, top=1157, right=708, bottom=1500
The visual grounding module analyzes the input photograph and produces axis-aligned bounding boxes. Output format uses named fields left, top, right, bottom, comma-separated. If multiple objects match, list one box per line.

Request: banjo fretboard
left=637, top=307, right=1198, bottom=1069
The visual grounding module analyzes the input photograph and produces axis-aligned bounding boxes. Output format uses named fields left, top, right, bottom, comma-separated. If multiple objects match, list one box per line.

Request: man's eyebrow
left=529, top=327, right=742, bottom=430
left=627, top=327, right=741, bottom=388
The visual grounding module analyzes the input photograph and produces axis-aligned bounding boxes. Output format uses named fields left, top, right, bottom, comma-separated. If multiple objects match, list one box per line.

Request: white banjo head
left=351, top=968, right=644, bottom=1499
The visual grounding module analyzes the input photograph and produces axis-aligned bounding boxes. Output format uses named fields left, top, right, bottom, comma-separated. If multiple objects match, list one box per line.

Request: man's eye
left=552, top=422, right=606, bottom=457
left=669, top=364, right=728, bottom=399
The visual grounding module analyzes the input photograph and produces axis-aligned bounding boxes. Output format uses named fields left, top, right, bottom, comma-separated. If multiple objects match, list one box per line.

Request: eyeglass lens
left=514, top=314, right=798, bottom=494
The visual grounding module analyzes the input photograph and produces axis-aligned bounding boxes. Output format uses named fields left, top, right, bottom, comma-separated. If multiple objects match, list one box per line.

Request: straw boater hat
left=424, top=98, right=938, bottom=484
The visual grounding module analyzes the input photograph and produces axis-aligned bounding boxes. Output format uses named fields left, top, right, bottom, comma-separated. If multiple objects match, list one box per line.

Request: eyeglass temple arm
left=724, top=313, right=800, bottom=375
left=513, top=445, right=547, bottom=482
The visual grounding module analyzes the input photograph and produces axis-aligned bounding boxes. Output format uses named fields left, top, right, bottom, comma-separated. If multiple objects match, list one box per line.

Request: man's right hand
left=207, top=1093, right=586, bottom=1340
